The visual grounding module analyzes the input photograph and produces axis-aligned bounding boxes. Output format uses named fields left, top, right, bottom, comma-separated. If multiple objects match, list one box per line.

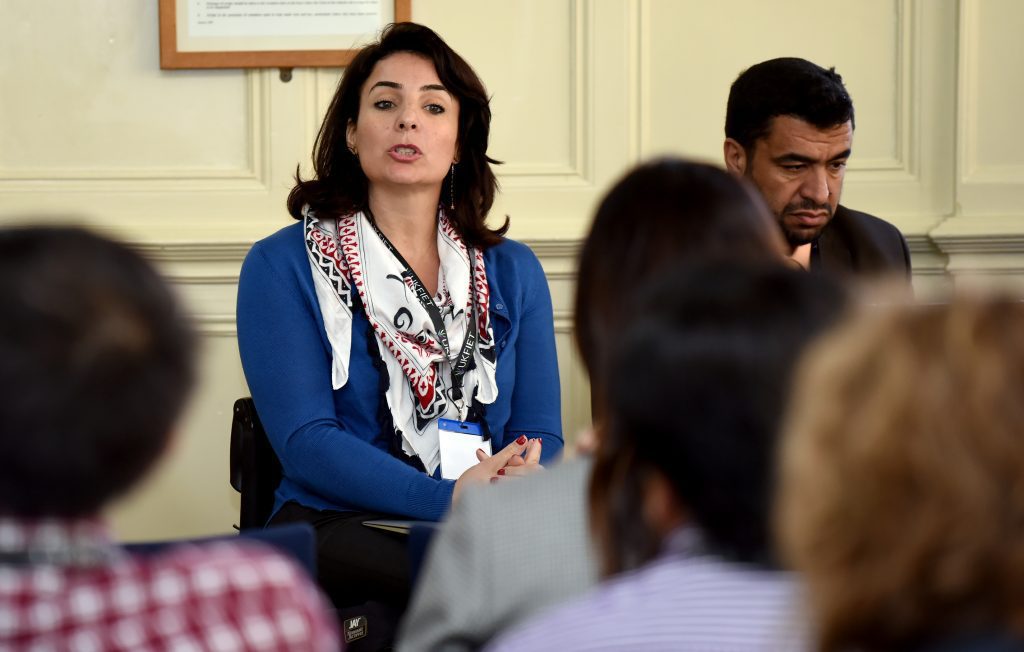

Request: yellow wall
left=1, top=0, right=1021, bottom=540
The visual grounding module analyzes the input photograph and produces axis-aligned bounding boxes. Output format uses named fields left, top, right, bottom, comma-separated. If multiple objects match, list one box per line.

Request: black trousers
left=269, top=502, right=412, bottom=610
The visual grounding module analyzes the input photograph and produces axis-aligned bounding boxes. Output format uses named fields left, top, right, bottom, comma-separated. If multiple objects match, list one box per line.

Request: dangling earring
left=448, top=162, right=456, bottom=211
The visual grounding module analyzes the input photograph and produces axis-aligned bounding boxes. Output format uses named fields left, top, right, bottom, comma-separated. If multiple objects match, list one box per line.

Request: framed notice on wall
left=159, top=0, right=412, bottom=69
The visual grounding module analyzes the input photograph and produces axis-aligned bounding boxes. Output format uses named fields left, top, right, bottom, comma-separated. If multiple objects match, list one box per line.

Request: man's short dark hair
left=590, top=261, right=847, bottom=574
left=725, top=57, right=855, bottom=150
left=0, top=225, right=197, bottom=517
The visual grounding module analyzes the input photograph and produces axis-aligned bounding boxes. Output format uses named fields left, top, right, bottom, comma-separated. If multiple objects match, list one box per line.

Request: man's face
left=728, top=116, right=853, bottom=250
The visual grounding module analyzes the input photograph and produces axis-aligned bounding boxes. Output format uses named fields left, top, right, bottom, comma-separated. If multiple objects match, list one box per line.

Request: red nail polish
left=497, top=468, right=505, bottom=476
left=516, top=435, right=527, bottom=445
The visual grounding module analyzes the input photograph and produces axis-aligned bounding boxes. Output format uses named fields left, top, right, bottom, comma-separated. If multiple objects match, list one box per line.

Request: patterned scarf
left=304, top=206, right=498, bottom=475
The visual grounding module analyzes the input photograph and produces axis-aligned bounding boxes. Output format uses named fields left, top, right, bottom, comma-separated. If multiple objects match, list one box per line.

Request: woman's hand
left=452, top=435, right=543, bottom=503
left=496, top=438, right=543, bottom=478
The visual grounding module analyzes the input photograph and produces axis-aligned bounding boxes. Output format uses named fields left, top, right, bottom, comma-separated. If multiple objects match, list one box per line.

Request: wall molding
left=0, top=71, right=271, bottom=193
left=931, top=215, right=1024, bottom=248
left=133, top=240, right=252, bottom=262
left=134, top=237, right=580, bottom=267
left=955, top=0, right=1024, bottom=219
left=522, top=238, right=581, bottom=263
left=958, top=0, right=984, bottom=184
left=851, top=0, right=916, bottom=176
left=139, top=228, right=1024, bottom=314
left=195, top=314, right=238, bottom=337
left=499, top=0, right=594, bottom=187
left=131, top=231, right=1024, bottom=266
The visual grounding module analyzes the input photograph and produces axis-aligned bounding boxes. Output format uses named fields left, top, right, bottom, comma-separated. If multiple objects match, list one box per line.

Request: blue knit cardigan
left=237, top=222, right=563, bottom=521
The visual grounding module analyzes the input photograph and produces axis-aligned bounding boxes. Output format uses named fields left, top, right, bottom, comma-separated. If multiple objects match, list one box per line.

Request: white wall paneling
left=929, top=0, right=1024, bottom=288
left=4, top=0, right=1024, bottom=539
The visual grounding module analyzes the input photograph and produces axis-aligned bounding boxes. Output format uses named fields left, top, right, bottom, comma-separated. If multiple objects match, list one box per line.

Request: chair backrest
left=230, top=397, right=283, bottom=529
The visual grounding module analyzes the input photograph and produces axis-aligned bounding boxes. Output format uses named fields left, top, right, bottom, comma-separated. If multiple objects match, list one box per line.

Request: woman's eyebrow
left=369, top=81, right=448, bottom=93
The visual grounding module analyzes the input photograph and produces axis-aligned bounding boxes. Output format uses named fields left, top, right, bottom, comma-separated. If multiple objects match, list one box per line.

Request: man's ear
left=723, top=138, right=748, bottom=176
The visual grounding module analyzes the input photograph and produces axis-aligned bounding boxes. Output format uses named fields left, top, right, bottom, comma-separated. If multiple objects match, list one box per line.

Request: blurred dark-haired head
left=590, top=261, right=847, bottom=575
left=573, top=158, right=785, bottom=414
left=0, top=225, right=196, bottom=517
left=288, top=22, right=507, bottom=248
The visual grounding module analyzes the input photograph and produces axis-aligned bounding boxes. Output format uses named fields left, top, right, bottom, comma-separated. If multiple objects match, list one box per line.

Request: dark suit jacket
left=813, top=204, right=911, bottom=278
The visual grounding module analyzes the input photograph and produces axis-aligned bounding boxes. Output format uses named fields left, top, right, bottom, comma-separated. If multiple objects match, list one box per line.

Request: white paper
left=439, top=427, right=491, bottom=481
left=188, top=0, right=380, bottom=38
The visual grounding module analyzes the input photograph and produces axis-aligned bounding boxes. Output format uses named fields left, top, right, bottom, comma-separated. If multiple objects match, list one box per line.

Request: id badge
left=438, top=418, right=490, bottom=480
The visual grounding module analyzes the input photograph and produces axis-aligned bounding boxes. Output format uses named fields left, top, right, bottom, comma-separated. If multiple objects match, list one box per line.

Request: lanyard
left=364, top=211, right=480, bottom=405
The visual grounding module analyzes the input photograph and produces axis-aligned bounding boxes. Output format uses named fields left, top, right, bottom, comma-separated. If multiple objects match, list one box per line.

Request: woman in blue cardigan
left=236, top=23, right=562, bottom=619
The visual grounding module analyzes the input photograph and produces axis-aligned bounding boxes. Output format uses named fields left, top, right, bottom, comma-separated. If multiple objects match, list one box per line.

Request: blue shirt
left=486, top=528, right=808, bottom=652
left=236, top=222, right=563, bottom=522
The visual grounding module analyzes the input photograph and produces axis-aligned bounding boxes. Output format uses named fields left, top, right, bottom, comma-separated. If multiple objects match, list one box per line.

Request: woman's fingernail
left=497, top=468, right=506, bottom=476
left=516, top=435, right=527, bottom=445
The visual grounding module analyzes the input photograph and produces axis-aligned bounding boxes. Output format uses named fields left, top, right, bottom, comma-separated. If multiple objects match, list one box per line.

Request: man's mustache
left=784, top=199, right=832, bottom=215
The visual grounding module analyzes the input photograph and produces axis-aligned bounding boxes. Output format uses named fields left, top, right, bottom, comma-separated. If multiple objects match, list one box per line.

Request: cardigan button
left=495, top=303, right=504, bottom=310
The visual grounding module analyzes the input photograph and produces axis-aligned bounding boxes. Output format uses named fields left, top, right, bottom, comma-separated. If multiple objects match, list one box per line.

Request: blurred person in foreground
left=398, top=159, right=787, bottom=651
left=486, top=261, right=848, bottom=651
left=0, top=226, right=338, bottom=651
left=778, top=296, right=1024, bottom=652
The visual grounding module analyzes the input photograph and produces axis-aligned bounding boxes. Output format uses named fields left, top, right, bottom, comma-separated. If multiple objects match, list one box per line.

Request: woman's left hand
left=494, top=438, right=543, bottom=479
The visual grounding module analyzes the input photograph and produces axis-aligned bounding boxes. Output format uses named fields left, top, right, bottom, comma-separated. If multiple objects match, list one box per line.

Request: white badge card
left=438, top=418, right=491, bottom=480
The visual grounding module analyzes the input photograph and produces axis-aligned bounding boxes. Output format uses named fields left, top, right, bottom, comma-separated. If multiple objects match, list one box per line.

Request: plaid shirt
left=0, top=518, right=339, bottom=651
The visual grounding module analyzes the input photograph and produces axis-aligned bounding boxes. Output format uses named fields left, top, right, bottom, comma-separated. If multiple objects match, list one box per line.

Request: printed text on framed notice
left=159, top=0, right=412, bottom=69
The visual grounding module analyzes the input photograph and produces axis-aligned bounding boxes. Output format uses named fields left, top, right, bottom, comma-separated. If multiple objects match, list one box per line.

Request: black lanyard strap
left=364, top=210, right=479, bottom=402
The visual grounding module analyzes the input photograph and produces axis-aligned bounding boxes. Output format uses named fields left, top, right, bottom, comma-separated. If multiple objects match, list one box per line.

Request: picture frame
left=159, top=0, right=412, bottom=69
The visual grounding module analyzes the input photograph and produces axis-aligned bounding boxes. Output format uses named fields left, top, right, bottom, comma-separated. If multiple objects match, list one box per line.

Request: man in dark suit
left=724, top=57, right=911, bottom=277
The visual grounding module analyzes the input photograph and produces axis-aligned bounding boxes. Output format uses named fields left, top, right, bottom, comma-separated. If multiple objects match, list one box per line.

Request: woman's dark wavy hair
left=573, top=158, right=783, bottom=416
left=572, top=160, right=786, bottom=577
left=287, top=22, right=507, bottom=248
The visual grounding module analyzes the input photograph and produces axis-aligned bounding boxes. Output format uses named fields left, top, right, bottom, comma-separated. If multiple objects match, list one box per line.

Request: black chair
left=229, top=397, right=283, bottom=530
left=228, top=396, right=402, bottom=650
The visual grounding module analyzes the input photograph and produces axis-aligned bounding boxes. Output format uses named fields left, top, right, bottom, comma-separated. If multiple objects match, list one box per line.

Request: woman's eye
left=373, top=100, right=395, bottom=110
left=425, top=103, right=445, bottom=115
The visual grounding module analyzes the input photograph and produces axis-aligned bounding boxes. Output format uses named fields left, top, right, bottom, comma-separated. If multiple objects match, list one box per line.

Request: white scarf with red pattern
left=303, top=207, right=497, bottom=475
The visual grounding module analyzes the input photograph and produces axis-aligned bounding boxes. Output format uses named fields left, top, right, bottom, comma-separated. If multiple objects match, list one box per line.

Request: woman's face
left=346, top=52, right=460, bottom=196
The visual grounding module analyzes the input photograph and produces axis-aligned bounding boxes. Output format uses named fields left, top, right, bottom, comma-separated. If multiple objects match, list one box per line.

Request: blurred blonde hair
left=777, top=295, right=1024, bottom=652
